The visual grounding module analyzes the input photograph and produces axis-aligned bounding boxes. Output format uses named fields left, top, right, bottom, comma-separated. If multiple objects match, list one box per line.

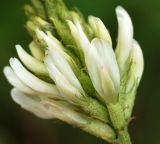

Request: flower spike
left=4, top=1, right=144, bottom=144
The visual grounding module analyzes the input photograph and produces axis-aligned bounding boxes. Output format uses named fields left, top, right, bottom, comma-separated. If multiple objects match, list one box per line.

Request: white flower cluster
left=4, top=6, right=144, bottom=132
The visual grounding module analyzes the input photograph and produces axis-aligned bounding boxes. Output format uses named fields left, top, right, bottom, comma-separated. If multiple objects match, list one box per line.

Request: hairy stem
left=118, top=129, right=132, bottom=144
left=107, top=103, right=132, bottom=144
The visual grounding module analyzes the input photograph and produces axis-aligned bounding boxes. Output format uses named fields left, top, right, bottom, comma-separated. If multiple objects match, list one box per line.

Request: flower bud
left=88, top=16, right=112, bottom=46
left=71, top=20, right=120, bottom=104
left=115, top=6, right=133, bottom=76
left=29, top=41, right=45, bottom=61
left=67, top=20, right=81, bottom=49
left=16, top=45, right=48, bottom=77
left=31, top=0, right=46, bottom=19
left=26, top=21, right=37, bottom=37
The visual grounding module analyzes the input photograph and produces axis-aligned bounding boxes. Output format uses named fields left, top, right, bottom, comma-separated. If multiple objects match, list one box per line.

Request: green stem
left=118, top=129, right=132, bottom=144
left=107, top=103, right=132, bottom=144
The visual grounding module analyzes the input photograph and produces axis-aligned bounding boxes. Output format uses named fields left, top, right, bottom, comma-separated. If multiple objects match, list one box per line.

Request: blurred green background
left=0, top=0, right=160, bottom=144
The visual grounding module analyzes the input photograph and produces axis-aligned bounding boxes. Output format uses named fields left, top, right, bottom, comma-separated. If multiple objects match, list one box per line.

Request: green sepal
left=118, top=59, right=139, bottom=120
left=44, top=0, right=90, bottom=65
left=123, top=79, right=138, bottom=120
left=79, top=96, right=109, bottom=123
left=107, top=103, right=126, bottom=130
left=44, top=0, right=68, bottom=19
left=50, top=16, right=84, bottom=64
left=82, top=118, right=116, bottom=142
left=68, top=59, right=98, bottom=98
left=119, top=59, right=132, bottom=106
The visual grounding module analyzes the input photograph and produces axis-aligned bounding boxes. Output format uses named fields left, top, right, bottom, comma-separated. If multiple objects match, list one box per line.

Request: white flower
left=11, top=88, right=55, bottom=119
left=68, top=20, right=120, bottom=104
left=37, top=30, right=85, bottom=104
left=16, top=44, right=48, bottom=77
left=45, top=55, right=83, bottom=104
left=11, top=88, right=87, bottom=125
left=4, top=58, right=61, bottom=99
left=115, top=6, right=134, bottom=75
left=4, top=4, right=144, bottom=129
left=4, top=46, right=87, bottom=126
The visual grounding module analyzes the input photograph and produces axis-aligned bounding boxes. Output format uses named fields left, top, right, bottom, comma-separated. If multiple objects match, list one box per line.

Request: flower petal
left=9, top=58, right=60, bottom=97
left=45, top=56, right=83, bottom=104
left=115, top=6, right=134, bottom=75
left=99, top=66, right=116, bottom=103
left=67, top=20, right=80, bottom=47
left=88, top=16, right=112, bottom=46
left=126, top=40, right=144, bottom=92
left=72, top=21, right=103, bottom=97
left=29, top=41, right=45, bottom=61
left=42, top=99, right=87, bottom=126
left=91, top=39, right=120, bottom=92
left=48, top=50, right=84, bottom=94
left=74, top=20, right=91, bottom=53
left=16, top=44, right=48, bottom=76
left=11, top=88, right=55, bottom=119
left=84, top=42, right=103, bottom=97
left=36, top=29, right=69, bottom=60
left=3, top=66, right=37, bottom=95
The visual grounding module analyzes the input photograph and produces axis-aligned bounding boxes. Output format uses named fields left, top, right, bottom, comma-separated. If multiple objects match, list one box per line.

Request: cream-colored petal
left=11, top=88, right=55, bottom=119
left=126, top=40, right=144, bottom=92
left=9, top=58, right=59, bottom=97
left=67, top=20, right=81, bottom=47
left=115, top=6, right=134, bottom=75
left=16, top=45, right=48, bottom=76
left=73, top=21, right=104, bottom=96
left=85, top=43, right=104, bottom=97
left=36, top=29, right=69, bottom=60
left=42, top=99, right=87, bottom=126
left=91, top=39, right=120, bottom=92
left=45, top=56, right=83, bottom=103
left=99, top=66, right=117, bottom=103
left=74, top=20, right=91, bottom=53
left=3, top=66, right=37, bottom=95
left=29, top=41, right=45, bottom=61
left=49, top=50, right=84, bottom=94
left=88, top=16, right=112, bottom=46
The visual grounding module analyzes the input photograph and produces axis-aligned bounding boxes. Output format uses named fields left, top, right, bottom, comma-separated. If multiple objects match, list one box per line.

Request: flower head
left=3, top=0, right=144, bottom=143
